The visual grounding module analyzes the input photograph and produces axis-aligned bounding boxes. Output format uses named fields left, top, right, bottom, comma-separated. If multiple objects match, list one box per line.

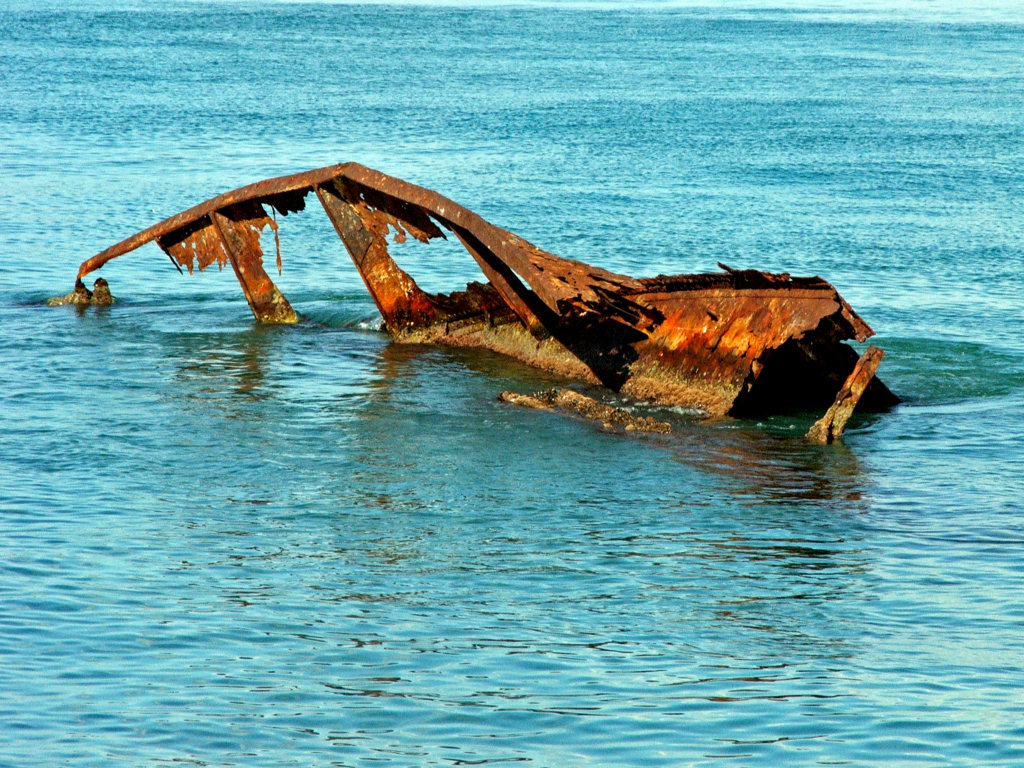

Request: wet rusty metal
left=209, top=204, right=297, bottom=324
left=315, top=180, right=440, bottom=331
left=152, top=200, right=296, bottom=323
left=807, top=346, right=885, bottom=444
left=73, top=161, right=899, bottom=422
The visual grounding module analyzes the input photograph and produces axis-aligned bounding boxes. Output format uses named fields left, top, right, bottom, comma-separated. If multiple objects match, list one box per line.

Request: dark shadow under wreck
left=70, top=162, right=898, bottom=441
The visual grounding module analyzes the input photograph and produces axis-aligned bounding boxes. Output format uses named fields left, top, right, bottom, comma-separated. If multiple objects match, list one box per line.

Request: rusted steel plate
left=73, top=162, right=899, bottom=420
left=627, top=280, right=873, bottom=414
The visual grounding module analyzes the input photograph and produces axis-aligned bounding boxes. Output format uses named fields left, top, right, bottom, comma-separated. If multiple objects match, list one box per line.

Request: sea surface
left=2, top=1, right=1023, bottom=766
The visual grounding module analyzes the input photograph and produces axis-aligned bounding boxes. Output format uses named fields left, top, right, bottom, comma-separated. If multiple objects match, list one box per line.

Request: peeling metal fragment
left=157, top=216, right=227, bottom=275
left=72, top=161, right=899, bottom=427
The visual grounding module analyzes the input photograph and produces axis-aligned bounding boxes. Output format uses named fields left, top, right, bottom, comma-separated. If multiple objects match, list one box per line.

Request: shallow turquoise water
left=1, top=2, right=1023, bottom=766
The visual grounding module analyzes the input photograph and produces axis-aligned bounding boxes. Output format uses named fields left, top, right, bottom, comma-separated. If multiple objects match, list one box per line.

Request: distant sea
left=2, top=2, right=1022, bottom=766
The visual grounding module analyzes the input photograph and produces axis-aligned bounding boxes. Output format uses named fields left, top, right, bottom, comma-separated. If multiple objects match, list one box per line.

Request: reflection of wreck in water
left=74, top=162, right=898, bottom=437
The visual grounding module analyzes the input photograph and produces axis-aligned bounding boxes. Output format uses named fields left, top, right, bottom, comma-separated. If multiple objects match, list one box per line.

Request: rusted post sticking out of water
left=209, top=205, right=297, bottom=324
left=807, top=346, right=886, bottom=444
left=315, top=183, right=438, bottom=333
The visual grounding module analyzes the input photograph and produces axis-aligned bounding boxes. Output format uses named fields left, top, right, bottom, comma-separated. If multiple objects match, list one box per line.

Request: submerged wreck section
left=498, top=389, right=674, bottom=435
left=75, top=161, right=898, bottom=424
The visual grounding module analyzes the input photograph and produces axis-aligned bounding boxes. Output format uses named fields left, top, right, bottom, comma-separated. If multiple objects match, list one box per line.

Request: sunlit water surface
left=1, top=2, right=1023, bottom=766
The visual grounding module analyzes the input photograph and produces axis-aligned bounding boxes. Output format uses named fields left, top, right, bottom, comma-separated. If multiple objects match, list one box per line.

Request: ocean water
left=2, top=1, right=1023, bottom=766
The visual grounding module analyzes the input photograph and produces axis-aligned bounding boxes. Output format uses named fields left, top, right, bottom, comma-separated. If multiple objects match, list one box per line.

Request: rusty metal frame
left=74, top=162, right=899, bottom=422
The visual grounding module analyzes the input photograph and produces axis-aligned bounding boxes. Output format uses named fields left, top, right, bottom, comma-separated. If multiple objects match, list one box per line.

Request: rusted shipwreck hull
left=76, top=162, right=897, bottom=424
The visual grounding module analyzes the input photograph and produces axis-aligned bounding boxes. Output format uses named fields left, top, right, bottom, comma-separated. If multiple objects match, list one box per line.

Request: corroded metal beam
left=209, top=205, right=297, bottom=324
left=807, top=346, right=886, bottom=444
left=73, top=162, right=899, bottom=423
left=315, top=182, right=438, bottom=331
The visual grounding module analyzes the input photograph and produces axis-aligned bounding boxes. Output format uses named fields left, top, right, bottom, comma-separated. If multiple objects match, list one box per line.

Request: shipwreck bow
left=74, top=162, right=898, bottom=434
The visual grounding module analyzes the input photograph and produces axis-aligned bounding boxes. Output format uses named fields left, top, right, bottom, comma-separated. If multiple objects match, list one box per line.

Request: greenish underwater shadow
left=147, top=304, right=875, bottom=513
left=353, top=338, right=873, bottom=509
left=148, top=320, right=877, bottom=661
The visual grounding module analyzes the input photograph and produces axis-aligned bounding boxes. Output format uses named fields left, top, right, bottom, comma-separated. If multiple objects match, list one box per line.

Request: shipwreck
left=71, top=162, right=898, bottom=442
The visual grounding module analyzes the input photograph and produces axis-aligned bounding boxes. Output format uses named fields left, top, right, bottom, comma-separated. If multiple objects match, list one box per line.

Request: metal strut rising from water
left=70, top=162, right=899, bottom=441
